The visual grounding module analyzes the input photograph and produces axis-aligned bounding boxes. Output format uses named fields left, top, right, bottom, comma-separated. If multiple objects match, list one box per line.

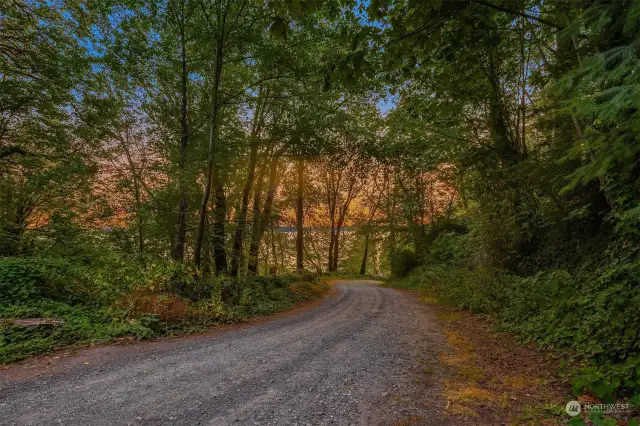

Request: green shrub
left=288, top=281, right=328, bottom=299
left=499, top=258, right=640, bottom=398
left=293, top=270, right=318, bottom=283
left=0, top=253, right=328, bottom=365
left=392, top=242, right=640, bottom=397
left=394, top=263, right=512, bottom=314
left=0, top=257, right=43, bottom=303
left=390, top=249, right=418, bottom=278
left=0, top=255, right=139, bottom=306
left=428, top=232, right=472, bottom=264
left=236, top=275, right=328, bottom=317
left=0, top=300, right=153, bottom=364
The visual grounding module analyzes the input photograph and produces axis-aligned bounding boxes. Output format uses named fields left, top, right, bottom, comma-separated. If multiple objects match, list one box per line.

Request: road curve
left=0, top=281, right=449, bottom=426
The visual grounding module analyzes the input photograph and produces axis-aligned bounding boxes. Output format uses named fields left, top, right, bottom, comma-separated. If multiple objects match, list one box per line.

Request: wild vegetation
left=1, top=0, right=640, bottom=422
left=378, top=1, right=640, bottom=418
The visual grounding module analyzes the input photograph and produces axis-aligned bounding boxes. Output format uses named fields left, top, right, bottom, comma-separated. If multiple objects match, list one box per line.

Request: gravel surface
left=0, top=281, right=451, bottom=426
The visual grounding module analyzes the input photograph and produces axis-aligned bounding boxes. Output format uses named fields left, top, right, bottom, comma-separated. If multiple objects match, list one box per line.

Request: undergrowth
left=0, top=255, right=328, bottom=364
left=389, top=231, right=640, bottom=424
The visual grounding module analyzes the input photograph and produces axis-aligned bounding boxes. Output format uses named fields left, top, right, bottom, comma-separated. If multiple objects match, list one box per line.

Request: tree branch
left=469, top=0, right=563, bottom=29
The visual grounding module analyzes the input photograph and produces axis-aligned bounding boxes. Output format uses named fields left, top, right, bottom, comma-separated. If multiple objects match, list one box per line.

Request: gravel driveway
left=0, top=281, right=450, bottom=426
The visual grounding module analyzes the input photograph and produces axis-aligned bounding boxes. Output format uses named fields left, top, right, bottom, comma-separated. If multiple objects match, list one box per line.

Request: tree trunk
left=359, top=233, right=369, bottom=275
left=278, top=229, right=285, bottom=272
left=171, top=3, right=189, bottom=261
left=519, top=13, right=528, bottom=156
left=194, top=33, right=224, bottom=268
left=118, top=130, right=146, bottom=258
left=387, top=171, right=396, bottom=257
left=487, top=48, right=516, bottom=158
left=295, top=157, right=304, bottom=271
left=248, top=153, right=280, bottom=275
left=133, top=175, right=144, bottom=256
left=331, top=207, right=350, bottom=272
left=270, top=227, right=278, bottom=274
left=305, top=229, right=323, bottom=273
left=245, top=160, right=268, bottom=274
left=230, top=141, right=259, bottom=276
left=327, top=195, right=337, bottom=271
left=230, top=98, right=265, bottom=276
left=413, top=222, right=427, bottom=259
left=212, top=170, right=228, bottom=274
left=331, top=214, right=345, bottom=272
left=330, top=177, right=358, bottom=272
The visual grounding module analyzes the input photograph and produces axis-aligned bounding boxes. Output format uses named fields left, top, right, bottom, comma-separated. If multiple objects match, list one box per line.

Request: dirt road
left=0, top=281, right=449, bottom=426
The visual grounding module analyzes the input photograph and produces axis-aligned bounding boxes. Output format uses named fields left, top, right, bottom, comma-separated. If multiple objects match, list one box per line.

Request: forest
left=1, top=0, right=639, bottom=422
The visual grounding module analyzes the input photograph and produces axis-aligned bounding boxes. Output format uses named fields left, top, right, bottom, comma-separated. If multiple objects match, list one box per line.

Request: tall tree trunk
left=212, top=169, right=228, bottom=274
left=247, top=153, right=280, bottom=275
left=331, top=206, right=351, bottom=272
left=331, top=215, right=344, bottom=272
left=246, top=159, right=268, bottom=275
left=230, top=98, right=265, bottom=276
left=278, top=229, right=285, bottom=272
left=323, top=165, right=343, bottom=272
left=387, top=171, right=396, bottom=256
left=327, top=235, right=334, bottom=272
left=262, top=236, right=269, bottom=273
left=195, top=32, right=224, bottom=268
left=359, top=233, right=369, bottom=275
left=330, top=177, right=358, bottom=272
left=327, top=192, right=337, bottom=271
left=133, top=174, right=144, bottom=256
left=412, top=221, right=428, bottom=258
left=358, top=183, right=381, bottom=276
left=229, top=142, right=258, bottom=276
left=270, top=227, right=278, bottom=274
left=487, top=48, right=515, bottom=158
left=171, top=2, right=189, bottom=261
left=201, top=228, right=211, bottom=275
left=295, top=157, right=304, bottom=271
left=118, top=130, right=146, bottom=257
left=519, top=13, right=528, bottom=156
left=305, top=229, right=323, bottom=273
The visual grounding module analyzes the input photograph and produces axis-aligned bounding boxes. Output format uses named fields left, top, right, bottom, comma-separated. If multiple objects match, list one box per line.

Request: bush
left=0, top=257, right=102, bottom=305
left=288, top=281, right=328, bottom=299
left=293, top=270, right=319, bottom=283
left=0, top=255, right=141, bottom=306
left=0, top=300, right=153, bottom=364
left=428, top=231, right=473, bottom=264
left=391, top=233, right=640, bottom=398
left=190, top=298, right=240, bottom=324
left=499, top=259, right=640, bottom=399
left=119, top=290, right=191, bottom=325
left=236, top=275, right=328, bottom=318
left=395, top=263, right=512, bottom=314
left=0, top=253, right=330, bottom=365
left=0, top=257, right=43, bottom=303
left=390, top=249, right=418, bottom=278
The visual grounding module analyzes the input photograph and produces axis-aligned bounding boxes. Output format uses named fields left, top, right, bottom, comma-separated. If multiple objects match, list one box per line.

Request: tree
left=170, top=0, right=193, bottom=261
left=0, top=0, right=111, bottom=255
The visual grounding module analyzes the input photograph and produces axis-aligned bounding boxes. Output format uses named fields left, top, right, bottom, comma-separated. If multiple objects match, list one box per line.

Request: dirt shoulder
left=391, top=290, right=573, bottom=425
